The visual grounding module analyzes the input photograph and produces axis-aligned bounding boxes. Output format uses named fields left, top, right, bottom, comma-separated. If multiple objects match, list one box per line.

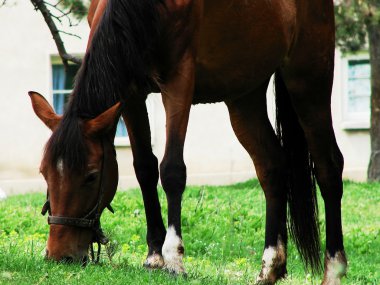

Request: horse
left=29, top=0, right=347, bottom=284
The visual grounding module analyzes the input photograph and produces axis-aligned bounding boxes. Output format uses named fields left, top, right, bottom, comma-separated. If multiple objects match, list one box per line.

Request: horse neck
left=70, top=0, right=164, bottom=120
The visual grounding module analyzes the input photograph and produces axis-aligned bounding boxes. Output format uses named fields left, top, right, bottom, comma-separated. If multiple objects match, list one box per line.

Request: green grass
left=0, top=179, right=379, bottom=284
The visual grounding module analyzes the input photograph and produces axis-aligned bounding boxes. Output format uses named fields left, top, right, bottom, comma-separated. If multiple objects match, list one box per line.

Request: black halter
left=41, top=138, right=115, bottom=263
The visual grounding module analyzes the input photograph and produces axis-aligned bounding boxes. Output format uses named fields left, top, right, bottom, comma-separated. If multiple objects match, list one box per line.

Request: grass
left=0, top=179, right=379, bottom=285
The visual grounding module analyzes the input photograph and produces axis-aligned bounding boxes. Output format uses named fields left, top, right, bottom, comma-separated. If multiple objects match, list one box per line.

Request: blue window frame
left=52, top=64, right=128, bottom=142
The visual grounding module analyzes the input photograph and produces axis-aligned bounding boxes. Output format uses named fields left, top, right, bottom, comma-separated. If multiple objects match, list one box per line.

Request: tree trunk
left=367, top=24, right=380, bottom=181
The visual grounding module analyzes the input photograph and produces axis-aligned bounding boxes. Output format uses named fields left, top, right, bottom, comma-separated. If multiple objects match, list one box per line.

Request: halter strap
left=48, top=216, right=97, bottom=228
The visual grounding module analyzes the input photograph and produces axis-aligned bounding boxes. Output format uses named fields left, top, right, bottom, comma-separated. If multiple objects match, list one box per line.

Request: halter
left=41, top=138, right=115, bottom=263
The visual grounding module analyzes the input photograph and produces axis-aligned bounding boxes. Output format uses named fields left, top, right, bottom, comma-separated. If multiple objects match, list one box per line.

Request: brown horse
left=29, top=0, right=347, bottom=284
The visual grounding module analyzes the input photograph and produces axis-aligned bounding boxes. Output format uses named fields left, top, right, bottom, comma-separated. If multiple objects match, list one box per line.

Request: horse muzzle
left=45, top=224, right=93, bottom=263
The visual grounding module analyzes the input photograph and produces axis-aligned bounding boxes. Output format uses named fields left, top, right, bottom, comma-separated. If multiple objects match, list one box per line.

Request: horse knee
left=319, top=172, right=343, bottom=202
left=160, top=160, right=187, bottom=196
left=328, top=147, right=344, bottom=174
left=317, top=150, right=344, bottom=201
left=134, top=154, right=159, bottom=189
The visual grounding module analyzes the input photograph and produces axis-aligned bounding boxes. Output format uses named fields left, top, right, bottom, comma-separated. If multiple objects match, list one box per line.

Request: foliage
left=334, top=0, right=380, bottom=52
left=58, top=0, right=88, bottom=20
left=0, top=180, right=379, bottom=284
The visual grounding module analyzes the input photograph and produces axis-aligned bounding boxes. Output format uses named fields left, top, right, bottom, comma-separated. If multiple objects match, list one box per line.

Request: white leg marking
left=257, top=236, right=286, bottom=283
left=162, top=226, right=185, bottom=274
left=322, top=251, right=347, bottom=285
left=260, top=246, right=277, bottom=279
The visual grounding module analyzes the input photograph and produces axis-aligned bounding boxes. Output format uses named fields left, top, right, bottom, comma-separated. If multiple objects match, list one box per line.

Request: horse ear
left=28, top=91, right=62, bottom=131
left=84, top=102, right=122, bottom=137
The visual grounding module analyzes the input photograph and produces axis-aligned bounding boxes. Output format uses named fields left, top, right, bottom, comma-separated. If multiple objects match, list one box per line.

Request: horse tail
left=274, top=71, right=322, bottom=273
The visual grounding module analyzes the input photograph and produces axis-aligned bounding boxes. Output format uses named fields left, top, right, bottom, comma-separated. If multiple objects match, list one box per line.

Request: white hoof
left=162, top=226, right=185, bottom=274
left=322, top=251, right=347, bottom=285
left=143, top=252, right=164, bottom=269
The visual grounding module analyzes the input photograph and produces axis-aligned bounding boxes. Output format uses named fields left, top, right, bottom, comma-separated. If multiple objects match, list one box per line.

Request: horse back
left=156, top=0, right=334, bottom=104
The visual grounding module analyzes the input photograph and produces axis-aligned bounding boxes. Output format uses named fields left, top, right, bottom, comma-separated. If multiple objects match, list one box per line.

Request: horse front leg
left=159, top=52, right=195, bottom=274
left=122, top=100, right=166, bottom=269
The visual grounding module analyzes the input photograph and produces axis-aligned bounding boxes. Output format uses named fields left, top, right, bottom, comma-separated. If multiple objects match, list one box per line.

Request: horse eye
left=84, top=171, right=99, bottom=185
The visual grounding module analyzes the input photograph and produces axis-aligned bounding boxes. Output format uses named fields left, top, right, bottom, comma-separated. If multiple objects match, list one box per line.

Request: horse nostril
left=61, top=256, right=74, bottom=263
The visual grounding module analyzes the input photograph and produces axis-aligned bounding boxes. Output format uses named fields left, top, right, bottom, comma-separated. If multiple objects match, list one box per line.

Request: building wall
left=0, top=2, right=370, bottom=195
left=332, top=51, right=371, bottom=180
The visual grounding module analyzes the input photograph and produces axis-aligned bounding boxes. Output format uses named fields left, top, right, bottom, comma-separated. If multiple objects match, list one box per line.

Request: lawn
left=0, top=180, right=379, bottom=285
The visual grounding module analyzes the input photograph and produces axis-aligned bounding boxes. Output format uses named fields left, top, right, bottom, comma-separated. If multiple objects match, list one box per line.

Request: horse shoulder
left=156, top=0, right=201, bottom=82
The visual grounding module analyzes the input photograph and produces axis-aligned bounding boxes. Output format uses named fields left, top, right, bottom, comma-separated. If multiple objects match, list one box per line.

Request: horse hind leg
left=226, top=82, right=288, bottom=284
left=281, top=61, right=347, bottom=284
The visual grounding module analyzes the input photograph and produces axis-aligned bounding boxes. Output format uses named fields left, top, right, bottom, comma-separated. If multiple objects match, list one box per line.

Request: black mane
left=44, top=0, right=164, bottom=173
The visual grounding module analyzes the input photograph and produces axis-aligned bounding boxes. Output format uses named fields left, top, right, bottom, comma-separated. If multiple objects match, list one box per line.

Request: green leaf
left=59, top=0, right=88, bottom=20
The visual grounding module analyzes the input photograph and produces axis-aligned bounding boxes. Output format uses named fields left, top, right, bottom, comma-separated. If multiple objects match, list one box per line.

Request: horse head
left=29, top=91, right=120, bottom=263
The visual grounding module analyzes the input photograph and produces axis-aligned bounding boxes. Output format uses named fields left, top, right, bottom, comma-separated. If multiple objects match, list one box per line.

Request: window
left=52, top=64, right=77, bottom=114
left=52, top=63, right=129, bottom=145
left=342, top=56, right=371, bottom=129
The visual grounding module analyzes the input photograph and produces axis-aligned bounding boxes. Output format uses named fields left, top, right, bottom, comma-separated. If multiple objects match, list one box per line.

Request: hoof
left=255, top=280, right=275, bottom=285
left=143, top=252, right=164, bottom=269
left=256, top=266, right=286, bottom=285
left=163, top=263, right=186, bottom=276
left=321, top=251, right=347, bottom=285
left=162, top=244, right=186, bottom=275
left=162, top=226, right=186, bottom=275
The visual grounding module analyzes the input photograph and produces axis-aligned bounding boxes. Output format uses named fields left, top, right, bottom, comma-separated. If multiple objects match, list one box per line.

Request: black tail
left=274, top=72, right=322, bottom=273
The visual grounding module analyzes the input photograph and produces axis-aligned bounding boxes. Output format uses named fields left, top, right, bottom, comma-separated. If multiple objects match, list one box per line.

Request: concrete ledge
left=343, top=168, right=367, bottom=182
left=0, top=187, right=6, bottom=200
left=0, top=171, right=255, bottom=196
left=0, top=168, right=368, bottom=197
left=0, top=178, right=46, bottom=196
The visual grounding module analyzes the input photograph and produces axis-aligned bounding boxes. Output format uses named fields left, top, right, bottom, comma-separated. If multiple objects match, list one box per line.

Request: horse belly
left=193, top=0, right=296, bottom=104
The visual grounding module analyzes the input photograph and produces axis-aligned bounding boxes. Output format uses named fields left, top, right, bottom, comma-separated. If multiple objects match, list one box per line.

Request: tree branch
left=30, top=0, right=82, bottom=68
left=43, top=1, right=80, bottom=27
left=57, top=29, right=81, bottom=39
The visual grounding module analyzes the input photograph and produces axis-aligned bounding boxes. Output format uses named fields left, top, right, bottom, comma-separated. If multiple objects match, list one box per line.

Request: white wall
left=332, top=51, right=370, bottom=181
left=0, top=1, right=90, bottom=193
left=0, top=3, right=370, bottom=195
